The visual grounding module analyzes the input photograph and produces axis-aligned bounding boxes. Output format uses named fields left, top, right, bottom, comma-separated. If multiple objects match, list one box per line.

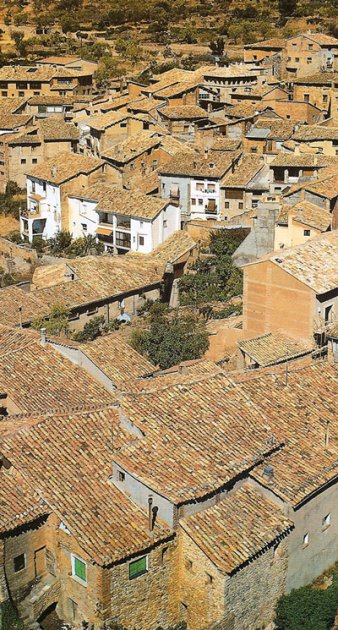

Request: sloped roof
left=181, top=485, right=293, bottom=573
left=239, top=332, right=313, bottom=367
left=26, top=153, right=103, bottom=184
left=73, top=182, right=168, bottom=220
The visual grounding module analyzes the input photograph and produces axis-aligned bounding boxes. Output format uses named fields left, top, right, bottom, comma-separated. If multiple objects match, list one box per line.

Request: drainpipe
left=148, top=496, right=153, bottom=532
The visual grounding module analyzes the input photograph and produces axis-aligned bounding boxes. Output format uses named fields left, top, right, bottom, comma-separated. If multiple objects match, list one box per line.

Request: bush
left=32, top=303, right=70, bottom=337
left=130, top=307, right=209, bottom=369
left=0, top=601, right=23, bottom=629
left=275, top=569, right=338, bottom=630
left=72, top=315, right=105, bottom=342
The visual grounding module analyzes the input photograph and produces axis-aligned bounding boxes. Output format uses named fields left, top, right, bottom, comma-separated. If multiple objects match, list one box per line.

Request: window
left=14, top=554, right=26, bottom=573
left=19, top=91, right=24, bottom=97
left=1, top=91, right=7, bottom=97
left=42, top=182, right=46, bottom=192
left=304, top=94, right=310, bottom=103
left=138, top=236, right=145, bottom=246
left=71, top=555, right=87, bottom=584
left=163, top=219, right=167, bottom=228
left=129, top=556, right=148, bottom=579
left=191, top=198, right=196, bottom=205
left=295, top=57, right=300, bottom=62
left=308, top=43, right=313, bottom=49
left=81, top=223, right=88, bottom=232
left=21, top=159, right=26, bottom=165
left=307, top=57, right=312, bottom=64
left=238, top=202, right=243, bottom=210
left=303, top=533, right=309, bottom=547
left=32, top=158, right=37, bottom=164
left=323, top=95, right=328, bottom=104
left=225, top=202, right=230, bottom=209
left=304, top=229, right=310, bottom=236
left=198, top=199, right=203, bottom=206
left=206, top=573, right=213, bottom=585
left=118, top=471, right=125, bottom=482
left=31, top=181, right=36, bottom=193
left=322, top=514, right=331, bottom=528
left=196, top=182, right=204, bottom=191
left=251, top=146, right=257, bottom=153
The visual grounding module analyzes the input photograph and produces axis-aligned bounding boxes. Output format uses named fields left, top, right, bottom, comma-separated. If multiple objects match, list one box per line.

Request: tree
left=10, top=31, right=26, bottom=56
left=32, top=303, right=70, bottom=337
left=279, top=0, right=297, bottom=17
left=130, top=306, right=209, bottom=369
left=60, top=15, right=77, bottom=33
left=66, top=234, right=104, bottom=257
left=47, top=230, right=72, bottom=255
left=209, top=37, right=225, bottom=57
left=72, top=315, right=105, bottom=342
left=95, top=55, right=124, bottom=89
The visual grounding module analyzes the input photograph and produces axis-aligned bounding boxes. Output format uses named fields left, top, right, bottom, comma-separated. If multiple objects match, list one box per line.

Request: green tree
left=279, top=0, right=297, bottom=17
left=130, top=307, right=209, bottom=369
left=60, top=15, right=77, bottom=33
left=10, top=30, right=26, bottom=56
left=47, top=230, right=72, bottom=255
left=66, top=234, right=104, bottom=257
left=95, top=55, right=124, bottom=89
left=209, top=37, right=225, bottom=57
left=32, top=303, right=70, bottom=337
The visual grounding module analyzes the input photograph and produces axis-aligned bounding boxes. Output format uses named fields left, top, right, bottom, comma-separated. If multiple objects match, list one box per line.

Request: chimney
left=148, top=495, right=153, bottom=531
left=263, top=464, right=274, bottom=482
left=40, top=328, right=47, bottom=347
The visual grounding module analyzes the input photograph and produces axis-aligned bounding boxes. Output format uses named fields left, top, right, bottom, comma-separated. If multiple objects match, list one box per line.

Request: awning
left=96, top=226, right=113, bottom=236
left=207, top=199, right=216, bottom=210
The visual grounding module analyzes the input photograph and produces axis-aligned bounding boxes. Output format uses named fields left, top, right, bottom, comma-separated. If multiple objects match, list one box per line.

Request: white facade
left=21, top=176, right=62, bottom=242
left=190, top=178, right=221, bottom=220
left=68, top=195, right=180, bottom=254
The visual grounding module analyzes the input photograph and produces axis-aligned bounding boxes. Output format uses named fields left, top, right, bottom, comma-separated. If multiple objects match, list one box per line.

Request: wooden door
left=34, top=546, right=47, bottom=578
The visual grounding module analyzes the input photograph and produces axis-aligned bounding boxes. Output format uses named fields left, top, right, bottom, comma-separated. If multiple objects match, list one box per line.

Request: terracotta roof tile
left=239, top=332, right=314, bottom=367
left=26, top=152, right=103, bottom=184
left=181, top=485, right=293, bottom=573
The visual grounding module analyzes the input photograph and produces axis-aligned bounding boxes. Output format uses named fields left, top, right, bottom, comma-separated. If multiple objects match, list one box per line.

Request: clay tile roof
left=222, top=154, right=264, bottom=187
left=0, top=324, right=114, bottom=414
left=85, top=110, right=131, bottom=131
left=303, top=32, right=338, bottom=47
left=284, top=170, right=338, bottom=199
left=270, top=153, right=335, bottom=168
left=260, top=231, right=338, bottom=294
left=159, top=150, right=240, bottom=178
left=28, top=94, right=75, bottom=106
left=293, top=72, right=338, bottom=85
left=101, top=132, right=161, bottom=163
left=293, top=125, right=338, bottom=141
left=37, top=118, right=79, bottom=141
left=127, top=97, right=165, bottom=113
left=80, top=183, right=168, bottom=219
left=209, top=138, right=242, bottom=152
left=0, top=114, right=32, bottom=130
left=25, top=152, right=103, bottom=184
left=0, top=469, right=49, bottom=534
left=239, top=333, right=314, bottom=367
left=155, top=81, right=199, bottom=99
left=255, top=118, right=295, bottom=139
left=181, top=485, right=293, bottom=573
left=0, top=97, right=28, bottom=115
left=245, top=38, right=286, bottom=50
left=79, top=333, right=154, bottom=389
left=327, top=322, right=338, bottom=338
left=0, top=406, right=171, bottom=564
left=290, top=200, right=332, bottom=232
left=159, top=105, right=208, bottom=120
left=0, top=66, right=57, bottom=82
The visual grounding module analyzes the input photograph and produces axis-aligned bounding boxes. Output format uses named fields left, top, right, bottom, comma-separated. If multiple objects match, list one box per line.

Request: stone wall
left=223, top=541, right=289, bottom=630
left=0, top=237, right=37, bottom=274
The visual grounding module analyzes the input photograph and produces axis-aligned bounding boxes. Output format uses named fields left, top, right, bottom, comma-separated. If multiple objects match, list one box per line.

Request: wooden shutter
left=129, top=556, right=147, bottom=579
left=74, top=557, right=86, bottom=582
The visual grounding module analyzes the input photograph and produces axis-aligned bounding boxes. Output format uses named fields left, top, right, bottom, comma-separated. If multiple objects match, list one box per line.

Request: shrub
left=72, top=315, right=105, bottom=342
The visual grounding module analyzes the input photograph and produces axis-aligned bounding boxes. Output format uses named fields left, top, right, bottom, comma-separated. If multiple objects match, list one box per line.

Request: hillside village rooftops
left=284, top=171, right=338, bottom=199
left=0, top=97, right=28, bottom=115
left=73, top=182, right=170, bottom=220
left=159, top=105, right=208, bottom=120
left=28, top=94, right=76, bottom=106
left=0, top=66, right=58, bottom=82
left=239, top=333, right=314, bottom=367
left=254, top=118, right=295, bottom=139
left=293, top=125, right=338, bottom=141
left=251, top=231, right=338, bottom=294
left=154, top=81, right=200, bottom=99
left=292, top=32, right=338, bottom=47
left=128, top=97, right=165, bottom=113
left=37, top=55, right=82, bottom=65
left=25, top=152, right=104, bottom=184
left=36, top=118, right=80, bottom=141
left=84, top=110, right=131, bottom=131
left=270, top=153, right=336, bottom=168
left=0, top=405, right=171, bottom=565
left=209, top=138, right=242, bottom=152
left=0, top=468, right=49, bottom=534
left=159, top=150, right=241, bottom=178
left=181, top=485, right=293, bottom=574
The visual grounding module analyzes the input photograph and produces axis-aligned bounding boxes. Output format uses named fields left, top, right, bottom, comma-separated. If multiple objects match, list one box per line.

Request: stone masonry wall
left=223, top=540, right=288, bottom=630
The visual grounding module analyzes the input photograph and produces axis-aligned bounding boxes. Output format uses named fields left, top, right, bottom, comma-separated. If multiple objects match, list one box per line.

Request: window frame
left=13, top=553, right=26, bottom=573
left=128, top=555, right=148, bottom=580
left=71, top=554, right=87, bottom=586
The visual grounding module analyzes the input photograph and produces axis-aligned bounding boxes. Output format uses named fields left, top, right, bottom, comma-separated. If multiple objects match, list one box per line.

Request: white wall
left=23, top=177, right=62, bottom=241
left=68, top=197, right=99, bottom=239
left=190, top=178, right=221, bottom=220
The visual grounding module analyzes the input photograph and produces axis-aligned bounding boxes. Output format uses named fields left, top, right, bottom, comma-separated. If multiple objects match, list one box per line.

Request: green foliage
left=130, top=306, right=209, bottom=369
left=0, top=183, right=25, bottom=220
left=48, top=230, right=72, bottom=255
left=72, top=315, right=105, bottom=342
left=178, top=229, right=246, bottom=306
left=0, top=601, right=23, bottom=630
left=10, top=31, right=27, bottom=56
left=2, top=273, right=17, bottom=287
left=95, top=55, right=125, bottom=89
left=8, top=231, right=23, bottom=244
left=209, top=37, right=225, bottom=56
left=279, top=0, right=297, bottom=17
left=32, top=303, right=70, bottom=337
left=211, top=303, right=242, bottom=319
left=66, top=234, right=104, bottom=257
left=32, top=236, right=45, bottom=253
left=275, top=570, right=338, bottom=630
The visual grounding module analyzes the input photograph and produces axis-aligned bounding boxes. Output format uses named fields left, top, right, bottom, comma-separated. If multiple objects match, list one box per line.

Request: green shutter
left=74, top=557, right=87, bottom=582
left=129, top=556, right=147, bottom=580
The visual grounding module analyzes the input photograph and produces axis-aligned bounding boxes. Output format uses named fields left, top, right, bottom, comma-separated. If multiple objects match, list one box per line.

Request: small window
left=251, top=146, right=257, bottom=153
left=118, top=471, right=125, bottom=482
left=225, top=202, right=230, bottom=209
left=295, top=57, right=300, bottom=62
left=1, top=91, right=7, bottom=97
left=198, top=199, right=203, bottom=206
left=129, top=556, right=148, bottom=579
left=307, top=58, right=312, bottom=64
left=304, top=229, right=310, bottom=236
left=139, top=236, right=145, bottom=246
left=21, top=158, right=26, bottom=165
left=14, top=554, right=26, bottom=573
left=71, top=555, right=87, bottom=584
left=303, top=533, right=309, bottom=547
left=81, top=223, right=88, bottom=232
left=18, top=91, right=24, bottom=97
left=191, top=198, right=196, bottom=206
left=322, top=514, right=331, bottom=528
left=163, top=220, right=167, bottom=228
left=323, top=95, right=328, bottom=104
left=304, top=94, right=310, bottom=103
left=32, top=158, right=37, bottom=164
left=238, top=202, right=243, bottom=210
